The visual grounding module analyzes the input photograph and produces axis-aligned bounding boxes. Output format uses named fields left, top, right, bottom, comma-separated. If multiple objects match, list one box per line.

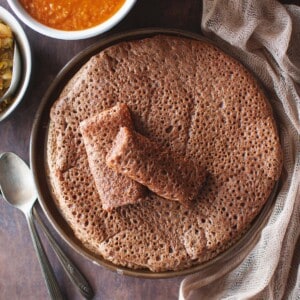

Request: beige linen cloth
left=179, top=0, right=300, bottom=299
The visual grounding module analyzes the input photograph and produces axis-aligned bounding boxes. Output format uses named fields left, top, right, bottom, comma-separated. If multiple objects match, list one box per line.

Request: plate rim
left=29, top=27, right=278, bottom=278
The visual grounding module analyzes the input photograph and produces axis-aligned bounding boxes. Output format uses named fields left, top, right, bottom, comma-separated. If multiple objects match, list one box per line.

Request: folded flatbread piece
left=106, top=126, right=207, bottom=206
left=80, top=103, right=145, bottom=211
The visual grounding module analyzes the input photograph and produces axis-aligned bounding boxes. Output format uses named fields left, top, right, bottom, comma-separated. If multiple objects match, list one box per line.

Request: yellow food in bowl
left=0, top=20, right=14, bottom=114
left=19, top=0, right=126, bottom=31
left=0, top=21, right=13, bottom=97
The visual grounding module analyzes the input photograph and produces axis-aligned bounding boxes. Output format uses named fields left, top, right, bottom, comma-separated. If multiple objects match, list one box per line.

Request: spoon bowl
left=0, top=152, right=35, bottom=207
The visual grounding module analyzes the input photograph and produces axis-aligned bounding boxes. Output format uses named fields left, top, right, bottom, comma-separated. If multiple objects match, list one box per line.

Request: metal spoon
left=0, top=152, right=94, bottom=299
left=0, top=152, right=64, bottom=299
left=0, top=43, right=21, bottom=104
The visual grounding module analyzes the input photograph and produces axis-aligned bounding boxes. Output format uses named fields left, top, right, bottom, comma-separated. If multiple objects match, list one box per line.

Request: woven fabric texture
left=180, top=1, right=300, bottom=299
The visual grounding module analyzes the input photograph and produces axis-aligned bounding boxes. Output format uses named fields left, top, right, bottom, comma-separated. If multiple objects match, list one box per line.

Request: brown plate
left=30, top=28, right=278, bottom=279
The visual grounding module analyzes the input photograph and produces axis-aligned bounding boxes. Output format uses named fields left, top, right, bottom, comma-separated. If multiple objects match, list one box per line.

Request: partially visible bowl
left=7, top=0, right=136, bottom=40
left=0, top=7, right=31, bottom=122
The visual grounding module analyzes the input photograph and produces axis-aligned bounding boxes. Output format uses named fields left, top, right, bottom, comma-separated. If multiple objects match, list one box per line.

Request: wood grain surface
left=0, top=1, right=299, bottom=299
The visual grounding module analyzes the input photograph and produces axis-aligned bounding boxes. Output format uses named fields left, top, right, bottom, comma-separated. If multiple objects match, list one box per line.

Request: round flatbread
left=47, top=35, right=282, bottom=272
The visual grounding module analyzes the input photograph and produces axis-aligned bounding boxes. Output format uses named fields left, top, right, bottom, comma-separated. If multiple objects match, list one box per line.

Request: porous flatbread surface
left=47, top=35, right=282, bottom=272
left=107, top=126, right=207, bottom=206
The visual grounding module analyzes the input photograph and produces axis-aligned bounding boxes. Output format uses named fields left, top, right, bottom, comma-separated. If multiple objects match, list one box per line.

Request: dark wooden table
left=0, top=1, right=299, bottom=299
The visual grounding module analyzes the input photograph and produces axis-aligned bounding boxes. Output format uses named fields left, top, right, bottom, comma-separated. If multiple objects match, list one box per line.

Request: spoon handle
left=26, top=209, right=65, bottom=300
left=33, top=207, right=94, bottom=300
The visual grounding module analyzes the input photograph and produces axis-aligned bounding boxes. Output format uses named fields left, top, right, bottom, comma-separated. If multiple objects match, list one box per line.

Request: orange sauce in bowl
left=19, top=0, right=126, bottom=31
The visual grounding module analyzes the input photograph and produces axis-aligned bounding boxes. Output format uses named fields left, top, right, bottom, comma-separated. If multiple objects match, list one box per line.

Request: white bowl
left=0, top=7, right=31, bottom=122
left=7, top=0, right=137, bottom=40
